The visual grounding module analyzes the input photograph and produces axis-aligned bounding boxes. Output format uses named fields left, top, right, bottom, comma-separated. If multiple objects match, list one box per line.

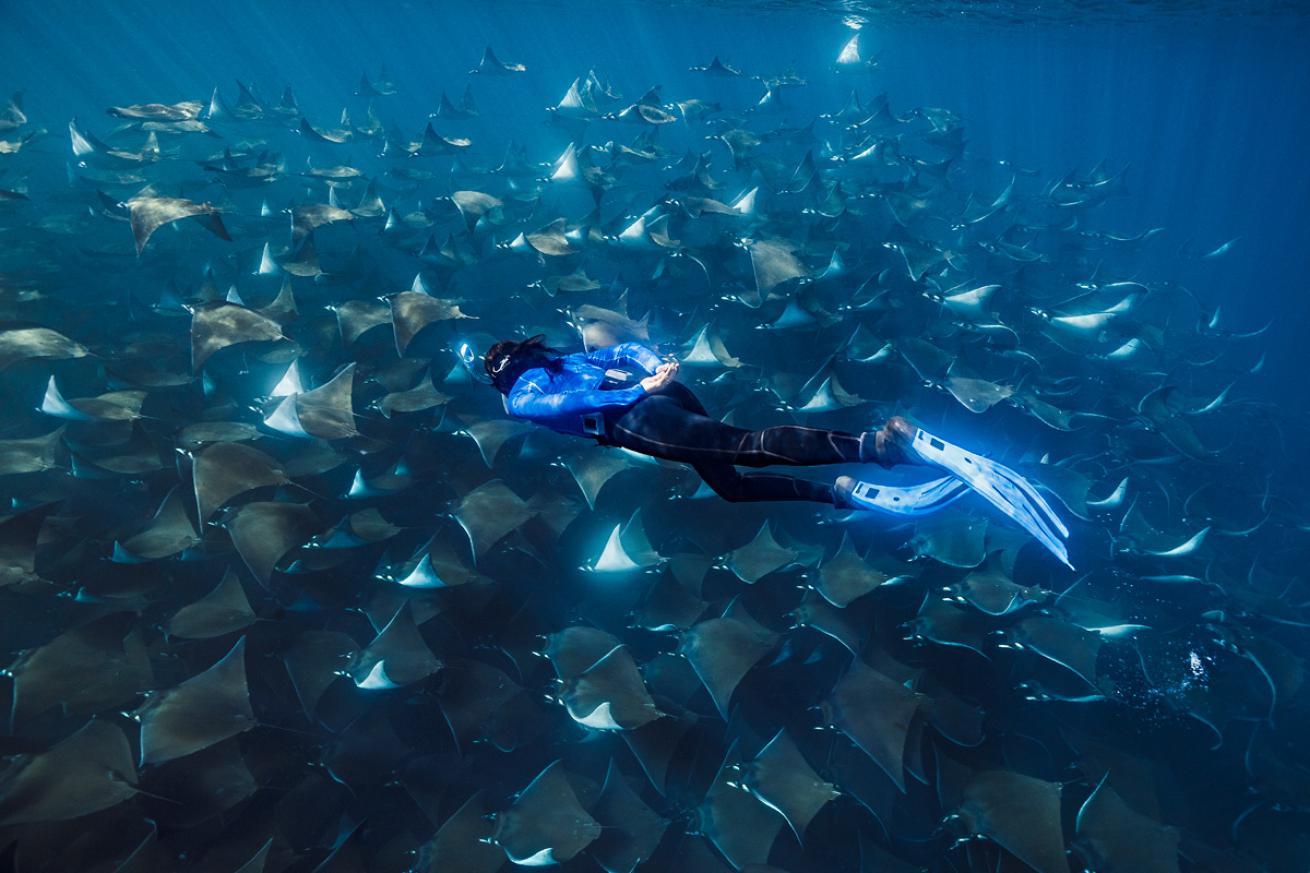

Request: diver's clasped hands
left=640, top=359, right=679, bottom=392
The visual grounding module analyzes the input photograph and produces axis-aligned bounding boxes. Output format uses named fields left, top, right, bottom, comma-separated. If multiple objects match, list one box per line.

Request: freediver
left=479, top=334, right=1071, bottom=567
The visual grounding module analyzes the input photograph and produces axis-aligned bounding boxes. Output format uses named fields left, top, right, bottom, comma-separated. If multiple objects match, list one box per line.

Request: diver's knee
left=733, top=431, right=773, bottom=468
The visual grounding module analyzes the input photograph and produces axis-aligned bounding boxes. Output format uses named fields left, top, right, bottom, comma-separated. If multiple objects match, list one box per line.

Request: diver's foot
left=861, top=415, right=919, bottom=469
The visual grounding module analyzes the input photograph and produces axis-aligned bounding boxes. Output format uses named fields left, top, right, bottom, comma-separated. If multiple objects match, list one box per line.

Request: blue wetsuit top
left=506, top=341, right=662, bottom=437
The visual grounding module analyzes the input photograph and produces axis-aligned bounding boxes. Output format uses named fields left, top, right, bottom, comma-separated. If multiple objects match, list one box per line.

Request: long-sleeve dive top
left=506, top=342, right=662, bottom=437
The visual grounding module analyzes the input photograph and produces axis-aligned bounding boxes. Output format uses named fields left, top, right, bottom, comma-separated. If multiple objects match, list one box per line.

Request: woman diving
left=480, top=334, right=1071, bottom=567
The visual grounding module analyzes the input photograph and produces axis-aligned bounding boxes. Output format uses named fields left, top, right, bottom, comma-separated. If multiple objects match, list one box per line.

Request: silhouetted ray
left=191, top=302, right=285, bottom=372
left=264, top=364, right=359, bottom=440
left=336, top=299, right=391, bottom=345
left=177, top=421, right=261, bottom=450
left=0, top=427, right=63, bottom=475
left=620, top=704, right=699, bottom=797
left=137, top=636, right=255, bottom=764
left=280, top=232, right=324, bottom=277
left=679, top=601, right=780, bottom=718
left=561, top=643, right=663, bottom=730
left=907, top=511, right=988, bottom=567
left=110, top=101, right=202, bottom=122
left=590, top=760, right=670, bottom=873
left=193, top=441, right=289, bottom=521
left=113, top=484, right=199, bottom=561
left=0, top=719, right=139, bottom=825
left=0, top=504, right=55, bottom=587
left=324, top=706, right=408, bottom=788
left=813, top=531, right=910, bottom=607
left=128, top=195, right=231, bottom=255
left=471, top=45, right=526, bottom=75
left=451, top=479, right=536, bottom=561
left=918, top=682, right=985, bottom=748
left=742, top=729, right=839, bottom=842
left=545, top=625, right=623, bottom=680
left=456, top=418, right=531, bottom=467
left=420, top=121, right=472, bottom=155
left=40, top=377, right=145, bottom=422
left=377, top=378, right=449, bottom=418
left=8, top=612, right=152, bottom=727
left=0, top=326, right=88, bottom=370
left=291, top=202, right=353, bottom=241
left=946, top=554, right=1047, bottom=616
left=165, top=568, right=256, bottom=639
left=690, top=56, right=742, bottom=77
left=903, top=598, right=991, bottom=660
left=491, top=760, right=601, bottom=865
left=283, top=629, right=359, bottom=718
left=633, top=567, right=708, bottom=631
left=1002, top=615, right=1102, bottom=687
left=139, top=737, right=257, bottom=826
left=792, top=589, right=863, bottom=655
left=225, top=501, right=321, bottom=582
left=10, top=804, right=169, bottom=873
left=724, top=519, right=803, bottom=584
left=389, top=290, right=475, bottom=356
left=955, top=770, right=1066, bottom=873
left=434, top=657, right=533, bottom=752
left=1074, top=774, right=1180, bottom=873
left=698, top=740, right=784, bottom=869
left=350, top=601, right=442, bottom=688
left=1137, top=385, right=1213, bottom=459
left=414, top=790, right=505, bottom=873
left=820, top=658, right=920, bottom=792
left=749, top=239, right=808, bottom=300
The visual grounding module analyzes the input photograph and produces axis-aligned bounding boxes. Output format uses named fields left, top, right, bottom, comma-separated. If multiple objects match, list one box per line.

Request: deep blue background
left=3, top=0, right=1307, bottom=396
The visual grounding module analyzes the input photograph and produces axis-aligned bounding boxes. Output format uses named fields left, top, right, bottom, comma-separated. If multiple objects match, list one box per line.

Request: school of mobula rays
left=0, top=26, right=1301, bottom=873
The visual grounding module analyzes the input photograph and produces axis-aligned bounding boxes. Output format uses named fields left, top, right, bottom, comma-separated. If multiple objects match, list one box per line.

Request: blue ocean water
left=2, top=2, right=1310, bottom=872
left=4, top=0, right=1307, bottom=387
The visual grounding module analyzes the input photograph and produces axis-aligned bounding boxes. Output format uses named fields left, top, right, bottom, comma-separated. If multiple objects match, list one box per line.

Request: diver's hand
left=640, top=361, right=678, bottom=392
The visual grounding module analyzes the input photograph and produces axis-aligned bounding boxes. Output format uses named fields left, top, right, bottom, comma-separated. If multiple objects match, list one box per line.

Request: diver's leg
left=609, top=388, right=907, bottom=469
left=658, top=381, right=711, bottom=415
left=693, top=458, right=838, bottom=504
left=606, top=395, right=761, bottom=464
left=608, top=398, right=965, bottom=512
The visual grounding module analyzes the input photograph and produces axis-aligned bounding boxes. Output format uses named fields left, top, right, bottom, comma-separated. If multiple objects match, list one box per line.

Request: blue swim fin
left=837, top=474, right=969, bottom=516
left=896, top=424, right=1073, bottom=568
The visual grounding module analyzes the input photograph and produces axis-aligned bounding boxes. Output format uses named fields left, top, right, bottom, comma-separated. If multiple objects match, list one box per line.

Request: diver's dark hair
left=484, top=333, right=563, bottom=394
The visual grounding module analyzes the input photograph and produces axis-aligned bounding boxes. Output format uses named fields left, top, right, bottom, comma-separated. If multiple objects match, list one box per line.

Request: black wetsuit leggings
left=601, top=382, right=863, bottom=504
